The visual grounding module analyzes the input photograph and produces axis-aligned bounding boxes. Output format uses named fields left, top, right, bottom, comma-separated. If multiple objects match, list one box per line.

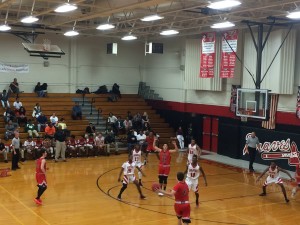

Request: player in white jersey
left=187, top=139, right=202, bottom=164
left=184, top=155, right=207, bottom=206
left=256, top=162, right=294, bottom=203
left=117, top=154, right=146, bottom=200
left=132, top=144, right=145, bottom=186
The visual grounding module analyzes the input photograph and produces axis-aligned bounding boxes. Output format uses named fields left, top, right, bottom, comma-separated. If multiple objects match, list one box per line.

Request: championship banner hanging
left=0, top=62, right=29, bottom=73
left=220, top=30, right=238, bottom=78
left=297, top=86, right=300, bottom=119
left=199, top=32, right=216, bottom=78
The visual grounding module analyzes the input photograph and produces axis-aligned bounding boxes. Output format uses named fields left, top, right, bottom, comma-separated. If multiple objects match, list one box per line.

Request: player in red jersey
left=156, top=172, right=191, bottom=225
left=34, top=149, right=47, bottom=205
left=66, top=135, right=77, bottom=158
left=292, top=164, right=300, bottom=198
left=256, top=162, right=294, bottom=203
left=86, top=134, right=96, bottom=156
left=153, top=138, right=178, bottom=195
left=76, top=135, right=87, bottom=157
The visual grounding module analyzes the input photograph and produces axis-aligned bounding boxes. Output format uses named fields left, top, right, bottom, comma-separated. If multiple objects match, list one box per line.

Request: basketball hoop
left=43, top=39, right=51, bottom=51
left=241, top=116, right=247, bottom=123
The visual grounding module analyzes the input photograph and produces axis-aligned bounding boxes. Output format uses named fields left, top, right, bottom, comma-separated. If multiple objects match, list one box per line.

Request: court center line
left=0, top=203, right=25, bottom=225
left=0, top=185, right=51, bottom=225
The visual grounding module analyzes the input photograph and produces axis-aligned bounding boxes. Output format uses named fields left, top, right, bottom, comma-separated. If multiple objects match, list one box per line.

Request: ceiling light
left=141, top=14, right=164, bottom=22
left=207, top=0, right=241, bottom=10
left=96, top=23, right=115, bottom=30
left=55, top=3, right=77, bottom=13
left=64, top=30, right=79, bottom=36
left=21, top=15, right=39, bottom=23
left=160, top=29, right=179, bottom=36
left=211, top=21, right=235, bottom=29
left=287, top=11, right=300, bottom=19
left=0, top=24, right=11, bottom=31
left=121, top=35, right=137, bottom=40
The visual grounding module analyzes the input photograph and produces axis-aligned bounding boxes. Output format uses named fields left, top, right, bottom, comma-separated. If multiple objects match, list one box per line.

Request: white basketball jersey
left=132, top=150, right=142, bottom=164
left=188, top=144, right=198, bottom=163
left=187, top=163, right=200, bottom=180
left=122, top=161, right=136, bottom=176
left=268, top=166, right=279, bottom=179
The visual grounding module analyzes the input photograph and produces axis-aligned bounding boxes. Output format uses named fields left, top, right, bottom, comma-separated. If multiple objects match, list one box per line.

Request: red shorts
left=158, top=165, right=170, bottom=176
left=36, top=174, right=47, bottom=186
left=146, top=146, right=156, bottom=152
left=174, top=203, right=190, bottom=219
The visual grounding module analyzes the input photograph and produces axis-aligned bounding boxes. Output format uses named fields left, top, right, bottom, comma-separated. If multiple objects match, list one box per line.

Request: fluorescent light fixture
left=160, top=29, right=179, bottom=36
left=0, top=24, right=11, bottom=31
left=287, top=11, right=300, bottom=19
left=55, top=3, right=77, bottom=13
left=211, top=21, right=235, bottom=29
left=21, top=15, right=39, bottom=23
left=64, top=30, right=79, bottom=36
left=121, top=35, right=137, bottom=40
left=96, top=23, right=115, bottom=30
left=141, top=14, right=164, bottom=22
left=207, top=0, right=241, bottom=10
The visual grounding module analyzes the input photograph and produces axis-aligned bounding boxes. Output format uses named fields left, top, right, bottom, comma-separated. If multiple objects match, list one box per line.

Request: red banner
left=220, top=30, right=238, bottom=78
left=200, top=32, right=215, bottom=78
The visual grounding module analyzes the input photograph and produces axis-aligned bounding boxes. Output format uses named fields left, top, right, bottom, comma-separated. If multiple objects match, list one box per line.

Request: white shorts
left=123, top=175, right=136, bottom=184
left=185, top=177, right=199, bottom=192
left=135, top=162, right=143, bottom=169
left=264, top=176, right=283, bottom=186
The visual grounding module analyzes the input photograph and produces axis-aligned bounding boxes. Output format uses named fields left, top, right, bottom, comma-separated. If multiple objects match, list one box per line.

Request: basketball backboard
left=236, top=88, right=269, bottom=120
left=22, top=42, right=65, bottom=59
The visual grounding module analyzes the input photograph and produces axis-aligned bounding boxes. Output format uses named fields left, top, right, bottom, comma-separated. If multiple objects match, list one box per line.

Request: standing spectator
left=72, top=102, right=82, bottom=120
left=17, top=106, right=27, bottom=126
left=32, top=103, right=42, bottom=118
left=25, top=119, right=39, bottom=138
left=9, top=78, right=20, bottom=97
left=244, top=132, right=260, bottom=172
left=54, top=126, right=67, bottom=162
left=34, top=82, right=45, bottom=97
left=0, top=139, right=8, bottom=163
left=13, top=97, right=22, bottom=115
left=3, top=107, right=15, bottom=123
left=85, top=122, right=96, bottom=138
left=5, top=120, right=18, bottom=140
left=11, top=132, right=21, bottom=170
left=45, top=123, right=56, bottom=139
left=1, top=89, right=10, bottom=108
left=107, top=112, right=117, bottom=130
left=37, top=113, right=48, bottom=132
left=176, top=126, right=185, bottom=150
left=112, top=83, right=121, bottom=98
left=50, top=113, right=58, bottom=126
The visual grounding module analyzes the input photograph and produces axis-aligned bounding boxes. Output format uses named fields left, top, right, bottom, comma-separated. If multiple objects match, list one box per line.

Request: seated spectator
left=132, top=113, right=142, bottom=130
left=104, top=130, right=119, bottom=156
left=72, top=102, right=82, bottom=120
left=3, top=107, right=15, bottom=123
left=76, top=135, right=87, bottom=157
left=45, top=122, right=56, bottom=139
left=50, top=113, right=58, bottom=126
left=86, top=134, right=96, bottom=156
left=136, top=130, right=147, bottom=151
left=4, top=120, right=18, bottom=140
left=32, top=103, right=42, bottom=118
left=107, top=112, right=117, bottom=130
left=127, top=111, right=133, bottom=121
left=127, top=130, right=137, bottom=154
left=1, top=89, right=10, bottom=108
left=13, top=97, right=22, bottom=116
left=142, top=111, right=150, bottom=124
left=43, top=137, right=54, bottom=159
left=34, top=82, right=47, bottom=97
left=0, top=139, right=8, bottom=163
left=115, top=116, right=125, bottom=135
left=35, top=136, right=43, bottom=153
left=85, top=123, right=96, bottom=138
left=66, top=135, right=78, bottom=158
left=123, top=117, right=132, bottom=132
left=58, top=118, right=70, bottom=137
left=112, top=83, right=121, bottom=98
left=37, top=113, right=48, bottom=132
left=25, top=119, right=39, bottom=138
left=21, top=136, right=36, bottom=161
left=8, top=78, right=20, bottom=96
left=17, top=106, right=27, bottom=126
left=95, top=132, right=105, bottom=155
left=143, top=121, right=151, bottom=133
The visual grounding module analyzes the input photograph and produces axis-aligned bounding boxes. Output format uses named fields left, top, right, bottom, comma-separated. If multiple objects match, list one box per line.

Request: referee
left=244, top=132, right=260, bottom=172
left=11, top=132, right=21, bottom=170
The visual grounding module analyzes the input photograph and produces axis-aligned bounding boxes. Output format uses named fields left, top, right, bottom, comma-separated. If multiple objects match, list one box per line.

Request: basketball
left=151, top=183, right=161, bottom=192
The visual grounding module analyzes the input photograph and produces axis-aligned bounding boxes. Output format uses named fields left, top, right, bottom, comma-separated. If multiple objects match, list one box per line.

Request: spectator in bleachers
left=13, top=97, right=22, bottom=116
left=123, top=117, right=132, bottom=133
left=34, top=82, right=46, bottom=97
left=76, top=135, right=87, bottom=157
left=86, top=134, right=96, bottom=156
left=21, top=136, right=36, bottom=162
left=54, top=125, right=67, bottom=163
left=104, top=130, right=119, bottom=156
left=143, top=121, right=151, bottom=133
left=0, top=139, right=8, bottom=163
left=107, top=112, right=117, bottom=130
left=66, top=135, right=77, bottom=158
left=112, top=83, right=121, bottom=98
left=5, top=120, right=18, bottom=140
left=17, top=106, right=27, bottom=126
left=37, top=113, right=48, bottom=132
left=85, top=122, right=96, bottom=138
left=72, top=102, right=82, bottom=120
left=25, top=119, right=39, bottom=138
left=45, top=122, right=56, bottom=139
left=58, top=118, right=70, bottom=137
left=95, top=132, right=105, bottom=155
left=142, top=112, right=149, bottom=124
left=8, top=78, right=20, bottom=97
left=127, top=130, right=137, bottom=155
left=3, top=107, right=15, bottom=123
left=50, top=113, right=58, bottom=126
left=115, top=116, right=125, bottom=135
left=32, top=103, right=42, bottom=118
left=1, top=89, right=10, bottom=108
left=136, top=130, right=147, bottom=151
left=43, top=137, right=54, bottom=158
left=127, top=111, right=133, bottom=121
left=35, top=136, right=43, bottom=153
left=132, top=113, right=142, bottom=130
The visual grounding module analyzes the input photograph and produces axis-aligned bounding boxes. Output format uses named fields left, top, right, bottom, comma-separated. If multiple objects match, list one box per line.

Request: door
left=202, top=116, right=219, bottom=152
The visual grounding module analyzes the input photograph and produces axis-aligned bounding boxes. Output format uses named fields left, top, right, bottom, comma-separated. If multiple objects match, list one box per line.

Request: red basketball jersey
left=173, top=181, right=189, bottom=202
left=36, top=157, right=46, bottom=175
left=159, top=150, right=171, bottom=166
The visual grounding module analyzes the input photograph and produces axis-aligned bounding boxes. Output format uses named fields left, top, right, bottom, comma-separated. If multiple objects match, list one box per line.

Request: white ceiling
left=1, top=0, right=300, bottom=41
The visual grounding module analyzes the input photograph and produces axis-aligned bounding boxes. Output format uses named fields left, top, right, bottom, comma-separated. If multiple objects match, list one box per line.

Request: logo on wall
left=243, top=133, right=300, bottom=166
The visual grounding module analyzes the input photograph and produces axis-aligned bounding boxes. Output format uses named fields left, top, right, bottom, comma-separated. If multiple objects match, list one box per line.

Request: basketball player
left=86, top=134, right=96, bottom=157
left=292, top=163, right=300, bottom=198
left=144, top=131, right=155, bottom=164
left=256, top=162, right=294, bottom=203
left=184, top=155, right=207, bottom=206
left=34, top=149, right=47, bottom=205
left=132, top=144, right=145, bottom=186
left=156, top=172, right=191, bottom=225
left=153, top=138, right=178, bottom=196
left=187, top=139, right=202, bottom=164
left=76, top=135, right=87, bottom=157
left=117, top=154, right=146, bottom=200
left=66, top=135, right=77, bottom=158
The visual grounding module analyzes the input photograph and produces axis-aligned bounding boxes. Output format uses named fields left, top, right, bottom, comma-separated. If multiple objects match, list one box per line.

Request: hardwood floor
left=0, top=154, right=299, bottom=225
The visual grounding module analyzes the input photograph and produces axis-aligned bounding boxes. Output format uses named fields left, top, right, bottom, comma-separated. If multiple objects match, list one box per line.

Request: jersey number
left=190, top=173, right=195, bottom=178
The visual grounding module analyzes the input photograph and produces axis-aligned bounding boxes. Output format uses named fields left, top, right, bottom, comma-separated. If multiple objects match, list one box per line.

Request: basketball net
left=43, top=39, right=51, bottom=51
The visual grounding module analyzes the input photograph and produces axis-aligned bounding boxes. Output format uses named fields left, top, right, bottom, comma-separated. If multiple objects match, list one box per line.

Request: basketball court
left=1, top=153, right=299, bottom=225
